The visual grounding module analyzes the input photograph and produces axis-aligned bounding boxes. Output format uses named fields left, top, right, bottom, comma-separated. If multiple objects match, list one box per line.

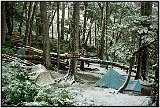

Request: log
left=14, top=46, right=137, bottom=72
left=77, top=57, right=137, bottom=73
left=2, top=54, right=35, bottom=66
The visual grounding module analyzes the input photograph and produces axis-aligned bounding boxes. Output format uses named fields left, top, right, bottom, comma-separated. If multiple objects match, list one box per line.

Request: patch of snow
left=69, top=85, right=150, bottom=106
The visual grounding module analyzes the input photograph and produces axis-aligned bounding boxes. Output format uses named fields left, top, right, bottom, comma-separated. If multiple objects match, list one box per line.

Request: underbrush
left=2, top=60, right=75, bottom=106
left=2, top=47, right=16, bottom=55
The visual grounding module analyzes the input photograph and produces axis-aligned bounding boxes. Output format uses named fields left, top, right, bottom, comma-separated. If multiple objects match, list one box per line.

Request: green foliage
left=2, top=60, right=75, bottom=106
left=2, top=47, right=15, bottom=55
left=33, top=88, right=75, bottom=106
left=3, top=39, right=16, bottom=48
left=2, top=62, right=38, bottom=106
left=50, top=40, right=70, bottom=53
left=33, top=42, right=43, bottom=50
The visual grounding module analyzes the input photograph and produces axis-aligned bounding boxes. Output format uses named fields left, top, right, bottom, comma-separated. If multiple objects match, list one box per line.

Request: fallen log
left=14, top=46, right=137, bottom=72
left=2, top=54, right=35, bottom=66
left=77, top=57, right=137, bottom=73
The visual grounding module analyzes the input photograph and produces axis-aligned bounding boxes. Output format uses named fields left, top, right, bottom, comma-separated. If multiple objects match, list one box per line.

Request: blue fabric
left=17, top=48, right=25, bottom=56
left=100, top=64, right=105, bottom=68
left=95, top=67, right=142, bottom=92
left=77, top=60, right=81, bottom=65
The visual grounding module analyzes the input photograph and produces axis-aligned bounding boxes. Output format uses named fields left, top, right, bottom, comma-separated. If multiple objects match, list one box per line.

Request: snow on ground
left=49, top=63, right=151, bottom=106
left=30, top=62, right=151, bottom=106
left=77, top=63, right=106, bottom=78
left=66, top=83, right=150, bottom=106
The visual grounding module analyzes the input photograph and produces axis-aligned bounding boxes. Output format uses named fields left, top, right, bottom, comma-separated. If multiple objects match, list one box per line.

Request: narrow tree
left=61, top=2, right=65, bottom=41
left=118, top=40, right=156, bottom=93
left=80, top=2, right=88, bottom=71
left=57, top=2, right=60, bottom=71
left=135, top=2, right=152, bottom=80
left=68, top=2, right=80, bottom=81
left=40, top=2, right=51, bottom=69
left=98, top=2, right=105, bottom=60
left=5, top=2, right=14, bottom=35
left=28, top=2, right=37, bottom=46
left=118, top=56, right=134, bottom=93
left=2, top=2, right=7, bottom=44
left=57, top=2, right=80, bottom=83
left=25, top=2, right=33, bottom=46
left=105, top=2, right=109, bottom=60
left=18, top=2, right=27, bottom=35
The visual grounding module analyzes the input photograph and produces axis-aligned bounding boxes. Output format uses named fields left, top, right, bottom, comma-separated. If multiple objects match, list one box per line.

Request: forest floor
left=45, top=63, right=151, bottom=106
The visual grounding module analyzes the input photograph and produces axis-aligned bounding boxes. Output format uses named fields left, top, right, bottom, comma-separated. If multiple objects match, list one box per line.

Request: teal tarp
left=17, top=47, right=25, bottom=56
left=77, top=60, right=81, bottom=65
left=95, top=67, right=142, bottom=92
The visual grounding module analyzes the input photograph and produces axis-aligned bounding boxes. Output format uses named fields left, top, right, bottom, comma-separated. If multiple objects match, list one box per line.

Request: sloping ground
left=48, top=63, right=151, bottom=106
left=14, top=61, right=150, bottom=106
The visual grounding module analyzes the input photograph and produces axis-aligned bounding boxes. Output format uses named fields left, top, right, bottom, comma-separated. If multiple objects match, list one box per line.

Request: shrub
left=2, top=47, right=15, bottom=55
left=2, top=60, right=75, bottom=106
left=2, top=62, right=38, bottom=106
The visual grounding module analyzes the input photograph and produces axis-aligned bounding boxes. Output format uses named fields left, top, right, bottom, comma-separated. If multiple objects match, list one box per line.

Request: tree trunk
left=5, top=2, right=13, bottom=35
left=28, top=2, right=37, bottom=46
left=80, top=2, right=88, bottom=71
left=40, top=2, right=51, bottom=69
left=57, top=2, right=60, bottom=71
left=105, top=2, right=108, bottom=60
left=18, top=2, right=27, bottom=35
left=98, top=3, right=105, bottom=60
left=135, top=2, right=152, bottom=80
left=25, top=2, right=33, bottom=46
left=95, top=21, right=97, bottom=48
left=89, top=27, right=92, bottom=46
left=67, top=2, right=80, bottom=79
left=82, top=2, right=88, bottom=45
left=84, top=19, right=94, bottom=46
left=49, top=10, right=56, bottom=28
left=52, top=19, right=54, bottom=39
left=35, top=16, right=40, bottom=45
left=2, top=2, right=7, bottom=44
left=66, top=3, right=70, bottom=41
left=61, top=2, right=65, bottom=41
left=118, top=56, right=134, bottom=93
left=135, top=34, right=142, bottom=79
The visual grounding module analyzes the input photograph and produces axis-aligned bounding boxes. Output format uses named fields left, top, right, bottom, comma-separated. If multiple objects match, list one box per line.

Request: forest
left=1, top=1, right=159, bottom=106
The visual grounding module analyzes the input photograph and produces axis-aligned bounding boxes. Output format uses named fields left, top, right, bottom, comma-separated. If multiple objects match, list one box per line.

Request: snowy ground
left=47, top=63, right=151, bottom=106
left=68, top=84, right=150, bottom=106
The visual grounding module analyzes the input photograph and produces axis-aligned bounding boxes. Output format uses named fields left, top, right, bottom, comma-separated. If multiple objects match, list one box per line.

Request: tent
left=95, top=67, right=142, bottom=92
left=17, top=47, right=25, bottom=56
left=29, top=64, right=55, bottom=86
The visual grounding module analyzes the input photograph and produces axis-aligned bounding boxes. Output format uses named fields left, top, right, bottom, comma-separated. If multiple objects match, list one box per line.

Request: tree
left=18, top=2, right=27, bottom=35
left=28, top=2, right=37, bottom=46
left=118, top=40, right=156, bottom=93
left=5, top=2, right=14, bottom=35
left=80, top=2, right=88, bottom=71
left=2, top=2, right=7, bottom=45
left=57, top=2, right=60, bottom=71
left=117, top=56, right=134, bottom=93
left=24, top=2, right=33, bottom=46
left=61, top=2, right=65, bottom=41
left=105, top=2, right=109, bottom=60
left=58, top=2, right=80, bottom=83
left=98, top=2, right=105, bottom=60
left=67, top=2, right=80, bottom=81
left=40, top=2, right=51, bottom=69
left=135, top=2, right=152, bottom=80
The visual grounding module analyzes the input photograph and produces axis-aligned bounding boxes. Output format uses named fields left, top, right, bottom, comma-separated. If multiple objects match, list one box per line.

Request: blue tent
left=95, top=67, right=142, bottom=92
left=17, top=47, right=25, bottom=56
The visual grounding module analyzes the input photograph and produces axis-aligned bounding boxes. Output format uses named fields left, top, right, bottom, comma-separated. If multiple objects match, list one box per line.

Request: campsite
left=1, top=1, right=159, bottom=107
